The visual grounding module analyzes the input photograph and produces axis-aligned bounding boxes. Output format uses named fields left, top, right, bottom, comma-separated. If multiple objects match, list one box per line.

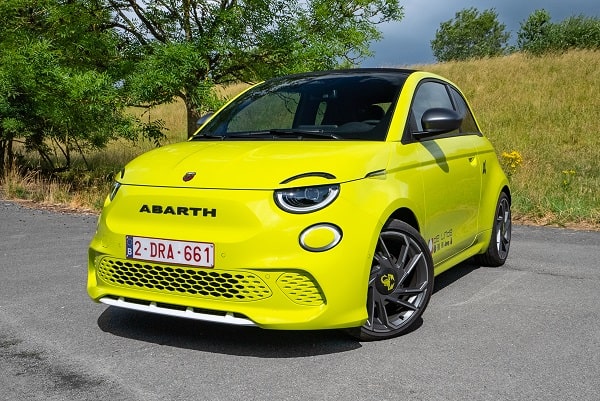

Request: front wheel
left=349, top=220, right=434, bottom=341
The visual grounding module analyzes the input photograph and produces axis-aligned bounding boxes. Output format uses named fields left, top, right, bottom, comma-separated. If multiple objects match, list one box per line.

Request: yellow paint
left=88, top=70, right=508, bottom=330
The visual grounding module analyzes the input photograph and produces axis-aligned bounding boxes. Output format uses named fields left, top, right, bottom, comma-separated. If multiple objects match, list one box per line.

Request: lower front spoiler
left=100, top=296, right=257, bottom=326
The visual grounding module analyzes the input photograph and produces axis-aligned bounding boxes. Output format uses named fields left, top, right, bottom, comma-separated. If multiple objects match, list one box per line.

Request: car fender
left=477, top=146, right=511, bottom=247
left=347, top=172, right=427, bottom=263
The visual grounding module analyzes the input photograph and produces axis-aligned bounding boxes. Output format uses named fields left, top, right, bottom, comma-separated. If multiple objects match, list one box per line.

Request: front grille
left=97, top=257, right=272, bottom=301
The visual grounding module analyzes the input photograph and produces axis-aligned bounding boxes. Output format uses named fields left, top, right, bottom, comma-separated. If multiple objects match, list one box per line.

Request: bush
left=431, top=8, right=510, bottom=62
left=518, top=9, right=600, bottom=55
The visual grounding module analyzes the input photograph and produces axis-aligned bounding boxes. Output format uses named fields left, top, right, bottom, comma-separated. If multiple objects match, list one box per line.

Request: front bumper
left=87, top=181, right=382, bottom=330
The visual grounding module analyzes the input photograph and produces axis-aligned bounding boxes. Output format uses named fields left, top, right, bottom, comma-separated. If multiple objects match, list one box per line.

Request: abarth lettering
left=427, top=228, right=453, bottom=254
left=139, top=204, right=217, bottom=217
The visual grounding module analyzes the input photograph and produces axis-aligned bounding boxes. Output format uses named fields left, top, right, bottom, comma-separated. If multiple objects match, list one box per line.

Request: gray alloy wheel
left=350, top=220, right=434, bottom=341
left=475, top=192, right=511, bottom=267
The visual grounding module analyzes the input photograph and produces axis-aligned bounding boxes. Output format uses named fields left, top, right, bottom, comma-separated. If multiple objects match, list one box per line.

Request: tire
left=348, top=220, right=434, bottom=341
left=475, top=192, right=511, bottom=267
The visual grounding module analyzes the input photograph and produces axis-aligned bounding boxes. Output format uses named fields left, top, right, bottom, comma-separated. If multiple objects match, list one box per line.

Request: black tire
left=475, top=192, right=511, bottom=267
left=348, top=220, right=434, bottom=341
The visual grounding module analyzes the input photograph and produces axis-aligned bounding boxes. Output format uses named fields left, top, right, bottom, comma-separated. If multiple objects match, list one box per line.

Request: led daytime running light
left=109, top=182, right=121, bottom=201
left=274, top=184, right=339, bottom=213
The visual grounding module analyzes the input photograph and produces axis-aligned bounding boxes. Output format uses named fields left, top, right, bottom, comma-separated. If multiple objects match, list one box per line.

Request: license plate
left=126, top=236, right=214, bottom=267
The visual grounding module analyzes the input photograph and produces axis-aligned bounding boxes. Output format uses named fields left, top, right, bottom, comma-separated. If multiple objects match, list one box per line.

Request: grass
left=2, top=168, right=75, bottom=207
left=1, top=50, right=599, bottom=228
left=423, top=50, right=600, bottom=228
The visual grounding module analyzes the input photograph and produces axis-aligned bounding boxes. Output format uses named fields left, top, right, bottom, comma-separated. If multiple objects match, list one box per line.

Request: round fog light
left=299, top=224, right=342, bottom=252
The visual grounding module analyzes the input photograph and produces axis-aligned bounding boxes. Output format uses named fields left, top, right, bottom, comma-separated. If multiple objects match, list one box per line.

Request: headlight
left=274, top=184, right=339, bottom=214
left=109, top=182, right=121, bottom=201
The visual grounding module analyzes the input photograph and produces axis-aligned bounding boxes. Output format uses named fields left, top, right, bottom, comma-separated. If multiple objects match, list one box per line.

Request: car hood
left=119, top=140, right=390, bottom=189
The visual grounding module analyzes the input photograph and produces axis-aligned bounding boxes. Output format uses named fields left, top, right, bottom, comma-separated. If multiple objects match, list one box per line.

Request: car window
left=449, top=86, right=480, bottom=134
left=228, top=92, right=300, bottom=132
left=410, top=81, right=454, bottom=132
left=196, top=71, right=408, bottom=141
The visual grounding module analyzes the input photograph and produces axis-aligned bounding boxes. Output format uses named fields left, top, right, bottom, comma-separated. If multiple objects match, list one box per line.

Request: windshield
left=195, top=70, right=409, bottom=141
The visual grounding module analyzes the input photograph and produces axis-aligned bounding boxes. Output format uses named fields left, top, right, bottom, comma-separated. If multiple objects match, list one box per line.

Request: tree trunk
left=0, top=139, right=6, bottom=175
left=6, top=138, right=14, bottom=172
left=185, top=100, right=202, bottom=139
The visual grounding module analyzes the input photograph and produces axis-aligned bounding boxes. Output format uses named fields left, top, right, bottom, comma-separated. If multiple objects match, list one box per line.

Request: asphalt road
left=1, top=200, right=599, bottom=401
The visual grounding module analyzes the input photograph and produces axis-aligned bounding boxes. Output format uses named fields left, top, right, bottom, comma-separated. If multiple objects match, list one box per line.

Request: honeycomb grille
left=97, top=257, right=272, bottom=301
left=277, top=272, right=324, bottom=306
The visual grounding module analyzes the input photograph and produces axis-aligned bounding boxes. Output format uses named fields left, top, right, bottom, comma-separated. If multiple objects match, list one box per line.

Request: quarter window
left=449, top=87, right=479, bottom=133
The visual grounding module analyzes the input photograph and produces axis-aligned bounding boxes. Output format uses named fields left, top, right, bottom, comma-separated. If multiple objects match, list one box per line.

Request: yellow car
left=88, top=69, right=511, bottom=340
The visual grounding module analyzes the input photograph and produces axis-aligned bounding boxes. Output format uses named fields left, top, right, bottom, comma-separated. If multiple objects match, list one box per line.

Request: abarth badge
left=182, top=172, right=196, bottom=182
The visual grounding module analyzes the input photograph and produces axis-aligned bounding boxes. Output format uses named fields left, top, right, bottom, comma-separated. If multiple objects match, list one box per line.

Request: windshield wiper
left=190, top=133, right=227, bottom=140
left=226, top=129, right=340, bottom=140
left=194, top=129, right=341, bottom=140
left=270, top=129, right=341, bottom=139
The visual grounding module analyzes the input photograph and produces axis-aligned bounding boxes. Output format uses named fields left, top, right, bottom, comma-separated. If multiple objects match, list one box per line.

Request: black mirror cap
left=196, top=112, right=215, bottom=128
left=420, top=108, right=463, bottom=136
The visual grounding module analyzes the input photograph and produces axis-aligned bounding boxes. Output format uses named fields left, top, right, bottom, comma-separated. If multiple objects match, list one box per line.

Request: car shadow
left=433, top=261, right=481, bottom=294
left=97, top=307, right=362, bottom=357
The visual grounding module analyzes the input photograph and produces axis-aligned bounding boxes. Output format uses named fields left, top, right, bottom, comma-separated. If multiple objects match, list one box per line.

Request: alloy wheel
left=360, top=221, right=433, bottom=339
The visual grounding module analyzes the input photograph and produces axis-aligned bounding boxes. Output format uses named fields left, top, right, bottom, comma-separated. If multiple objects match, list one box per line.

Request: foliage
left=3, top=50, right=599, bottom=228
left=107, top=0, right=404, bottom=136
left=0, top=0, right=163, bottom=174
left=500, top=151, right=523, bottom=178
left=516, top=9, right=553, bottom=54
left=431, top=8, right=510, bottom=62
left=517, top=9, right=600, bottom=55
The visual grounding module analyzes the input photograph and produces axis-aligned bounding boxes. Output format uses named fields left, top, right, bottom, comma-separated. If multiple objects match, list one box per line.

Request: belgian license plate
left=126, top=236, right=214, bottom=268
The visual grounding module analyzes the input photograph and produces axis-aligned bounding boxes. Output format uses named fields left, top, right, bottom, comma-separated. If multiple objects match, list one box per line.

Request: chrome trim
left=99, top=297, right=257, bottom=326
left=299, top=223, right=343, bottom=252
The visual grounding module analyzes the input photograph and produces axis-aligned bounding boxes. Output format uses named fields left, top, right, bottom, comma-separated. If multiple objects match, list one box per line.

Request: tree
left=517, top=9, right=553, bottom=54
left=107, top=0, right=404, bottom=137
left=518, top=9, right=600, bottom=54
left=431, top=8, right=510, bottom=62
left=0, top=0, right=157, bottom=173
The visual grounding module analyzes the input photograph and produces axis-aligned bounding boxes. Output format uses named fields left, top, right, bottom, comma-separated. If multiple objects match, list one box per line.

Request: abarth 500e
left=88, top=69, right=511, bottom=340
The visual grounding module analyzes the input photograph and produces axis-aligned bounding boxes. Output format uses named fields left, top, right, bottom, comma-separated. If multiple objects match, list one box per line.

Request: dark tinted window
left=407, top=80, right=481, bottom=137
left=410, top=81, right=454, bottom=132
left=449, top=86, right=480, bottom=134
left=196, top=71, right=408, bottom=141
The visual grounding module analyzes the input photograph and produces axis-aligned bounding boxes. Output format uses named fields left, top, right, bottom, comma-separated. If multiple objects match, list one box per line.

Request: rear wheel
left=349, top=220, right=434, bottom=341
left=475, top=192, right=511, bottom=267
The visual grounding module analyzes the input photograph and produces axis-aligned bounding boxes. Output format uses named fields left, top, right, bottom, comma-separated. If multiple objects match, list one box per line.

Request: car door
left=408, top=80, right=482, bottom=263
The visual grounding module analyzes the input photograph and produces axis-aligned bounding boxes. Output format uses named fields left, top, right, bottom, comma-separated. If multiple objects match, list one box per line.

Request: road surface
left=1, top=200, right=599, bottom=400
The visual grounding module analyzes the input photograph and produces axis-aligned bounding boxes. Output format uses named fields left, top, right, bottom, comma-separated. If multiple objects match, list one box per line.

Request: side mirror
left=415, top=108, right=462, bottom=138
left=196, top=112, right=214, bottom=128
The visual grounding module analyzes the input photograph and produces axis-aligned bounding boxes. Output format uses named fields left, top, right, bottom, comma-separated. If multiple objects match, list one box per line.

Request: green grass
left=423, top=50, right=600, bottom=228
left=2, top=51, right=599, bottom=228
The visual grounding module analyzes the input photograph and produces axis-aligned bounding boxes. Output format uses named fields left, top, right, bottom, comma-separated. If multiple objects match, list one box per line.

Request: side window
left=410, top=81, right=454, bottom=132
left=449, top=87, right=480, bottom=133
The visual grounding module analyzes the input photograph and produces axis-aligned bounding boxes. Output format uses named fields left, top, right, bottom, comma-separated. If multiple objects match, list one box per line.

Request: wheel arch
left=385, top=207, right=420, bottom=233
left=502, top=185, right=511, bottom=204
left=474, top=182, right=512, bottom=258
